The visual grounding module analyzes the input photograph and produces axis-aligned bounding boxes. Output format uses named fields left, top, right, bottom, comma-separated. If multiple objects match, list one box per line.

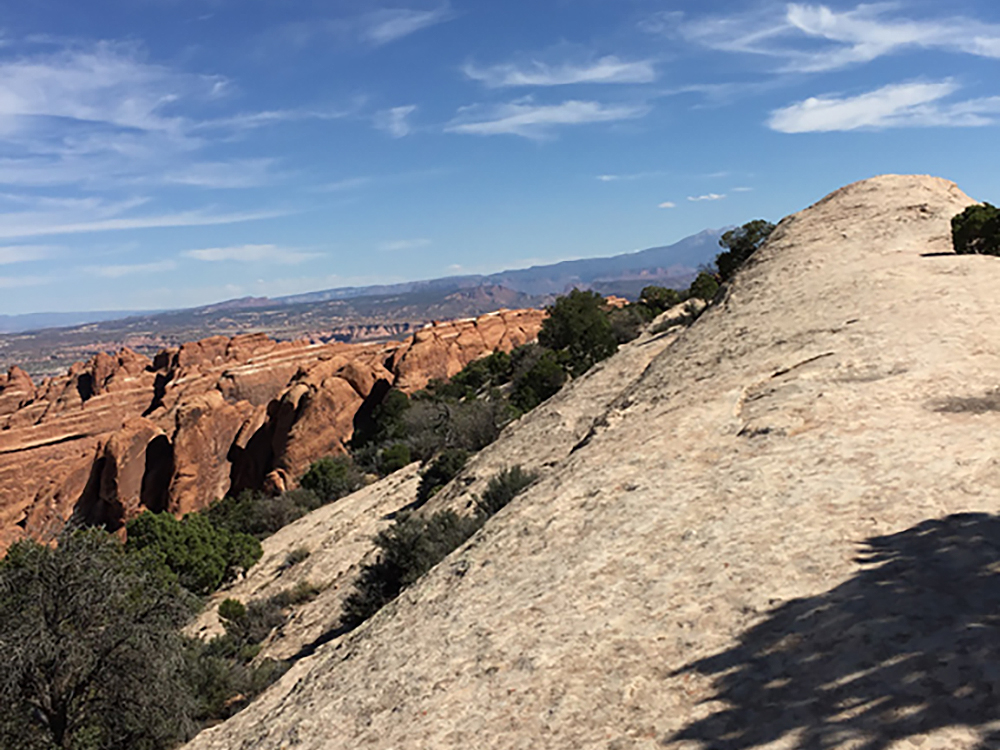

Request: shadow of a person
left=669, top=513, right=1000, bottom=750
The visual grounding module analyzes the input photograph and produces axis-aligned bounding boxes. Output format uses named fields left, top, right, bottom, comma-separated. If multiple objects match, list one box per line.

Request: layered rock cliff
left=0, top=309, right=544, bottom=552
left=185, top=176, right=1000, bottom=750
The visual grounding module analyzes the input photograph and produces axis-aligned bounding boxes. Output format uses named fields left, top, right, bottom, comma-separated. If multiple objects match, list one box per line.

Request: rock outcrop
left=187, top=314, right=683, bottom=660
left=185, top=176, right=1000, bottom=750
left=0, top=309, right=544, bottom=552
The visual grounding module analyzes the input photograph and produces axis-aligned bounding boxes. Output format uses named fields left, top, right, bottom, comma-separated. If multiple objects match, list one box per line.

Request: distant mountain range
left=0, top=229, right=724, bottom=377
left=0, top=310, right=164, bottom=335
left=0, top=229, right=722, bottom=336
left=277, top=228, right=723, bottom=305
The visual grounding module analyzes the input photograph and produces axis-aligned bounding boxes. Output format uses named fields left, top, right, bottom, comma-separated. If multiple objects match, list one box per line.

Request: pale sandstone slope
left=187, top=175, right=1000, bottom=750
left=188, top=310, right=686, bottom=660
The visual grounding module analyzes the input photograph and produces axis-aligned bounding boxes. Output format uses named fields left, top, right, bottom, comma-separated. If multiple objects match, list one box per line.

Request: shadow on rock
left=670, top=513, right=1000, bottom=750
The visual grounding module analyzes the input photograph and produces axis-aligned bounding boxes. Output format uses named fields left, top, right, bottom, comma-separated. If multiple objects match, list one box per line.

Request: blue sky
left=0, top=0, right=999, bottom=313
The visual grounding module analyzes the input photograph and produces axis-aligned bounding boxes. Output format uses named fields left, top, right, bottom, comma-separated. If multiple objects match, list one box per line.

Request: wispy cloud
left=194, top=107, right=356, bottom=133
left=446, top=99, right=648, bottom=139
left=658, top=201, right=677, bottom=209
left=314, top=168, right=450, bottom=193
left=0, top=42, right=342, bottom=194
left=597, top=170, right=667, bottom=182
left=0, top=245, right=57, bottom=264
left=637, top=11, right=685, bottom=35
left=688, top=193, right=726, bottom=202
left=464, top=55, right=656, bottom=87
left=181, top=244, right=321, bottom=264
left=676, top=3, right=1000, bottom=73
left=360, top=6, right=454, bottom=46
left=317, top=176, right=375, bottom=192
left=732, top=186, right=754, bottom=192
left=0, top=200, right=286, bottom=240
left=0, top=41, right=207, bottom=137
left=0, top=274, right=50, bottom=289
left=375, top=105, right=417, bottom=138
left=768, top=80, right=1000, bottom=132
left=379, top=238, right=431, bottom=251
left=161, top=159, right=278, bottom=189
left=87, top=260, right=177, bottom=278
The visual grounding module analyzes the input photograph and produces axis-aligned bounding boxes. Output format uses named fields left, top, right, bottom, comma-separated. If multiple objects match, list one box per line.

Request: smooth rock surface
left=187, top=318, right=682, bottom=662
left=185, top=176, right=1000, bottom=750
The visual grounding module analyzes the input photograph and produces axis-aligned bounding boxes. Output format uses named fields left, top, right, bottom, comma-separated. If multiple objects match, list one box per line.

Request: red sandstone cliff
left=0, top=309, right=544, bottom=553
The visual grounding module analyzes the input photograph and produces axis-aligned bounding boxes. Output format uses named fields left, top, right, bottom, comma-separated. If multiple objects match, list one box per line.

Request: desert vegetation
left=125, top=511, right=262, bottom=596
left=952, top=203, right=1000, bottom=255
left=349, top=286, right=642, bottom=477
left=0, top=530, right=197, bottom=749
left=0, top=448, right=370, bottom=749
left=342, top=465, right=538, bottom=630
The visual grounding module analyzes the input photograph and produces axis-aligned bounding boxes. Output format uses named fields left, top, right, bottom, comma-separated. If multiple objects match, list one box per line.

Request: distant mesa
left=198, top=296, right=274, bottom=313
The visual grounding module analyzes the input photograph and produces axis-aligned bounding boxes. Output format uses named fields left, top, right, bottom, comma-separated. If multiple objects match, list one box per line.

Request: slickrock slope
left=187, top=464, right=426, bottom=659
left=0, top=309, right=544, bottom=552
left=188, top=309, right=688, bottom=661
left=186, top=176, right=1000, bottom=750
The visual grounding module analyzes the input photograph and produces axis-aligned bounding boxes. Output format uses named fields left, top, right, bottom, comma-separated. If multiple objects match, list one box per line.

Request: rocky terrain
left=186, top=301, right=698, bottom=658
left=185, top=175, right=1000, bottom=750
left=0, top=309, right=544, bottom=553
left=0, top=284, right=544, bottom=380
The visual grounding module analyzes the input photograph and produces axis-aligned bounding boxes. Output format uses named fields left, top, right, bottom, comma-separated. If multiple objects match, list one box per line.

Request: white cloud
left=464, top=56, right=656, bottom=87
left=732, top=186, right=754, bottom=192
left=181, top=244, right=321, bottom=264
left=676, top=3, right=1000, bottom=73
left=194, top=107, right=355, bottom=132
left=314, top=169, right=449, bottom=193
left=0, top=202, right=285, bottom=240
left=161, top=159, right=278, bottom=189
left=375, top=105, right=417, bottom=138
left=446, top=99, right=648, bottom=139
left=0, top=42, right=342, bottom=193
left=360, top=6, right=454, bottom=46
left=379, top=238, right=431, bottom=251
left=0, top=41, right=204, bottom=137
left=768, top=80, right=1000, bottom=132
left=658, top=201, right=677, bottom=209
left=0, top=245, right=56, bottom=264
left=87, top=260, right=177, bottom=278
left=0, top=274, right=49, bottom=288
left=597, top=171, right=667, bottom=182
left=318, top=176, right=375, bottom=192
left=637, top=11, right=685, bottom=35
left=688, top=193, right=726, bottom=202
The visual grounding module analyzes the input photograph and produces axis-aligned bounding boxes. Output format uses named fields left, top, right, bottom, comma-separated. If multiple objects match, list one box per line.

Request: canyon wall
left=0, top=309, right=544, bottom=552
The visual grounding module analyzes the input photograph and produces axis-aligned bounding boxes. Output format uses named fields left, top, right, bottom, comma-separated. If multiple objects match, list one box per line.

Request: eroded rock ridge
left=0, top=309, right=544, bottom=552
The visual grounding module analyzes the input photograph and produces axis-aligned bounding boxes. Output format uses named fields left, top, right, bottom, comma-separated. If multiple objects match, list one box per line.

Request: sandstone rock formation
left=0, top=309, right=544, bottom=552
left=185, top=176, right=1000, bottom=750
left=188, top=313, right=682, bottom=660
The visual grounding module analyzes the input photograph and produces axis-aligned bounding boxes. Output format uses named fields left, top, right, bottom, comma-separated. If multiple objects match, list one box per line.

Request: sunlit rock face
left=184, top=176, right=1000, bottom=750
left=0, top=308, right=544, bottom=552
